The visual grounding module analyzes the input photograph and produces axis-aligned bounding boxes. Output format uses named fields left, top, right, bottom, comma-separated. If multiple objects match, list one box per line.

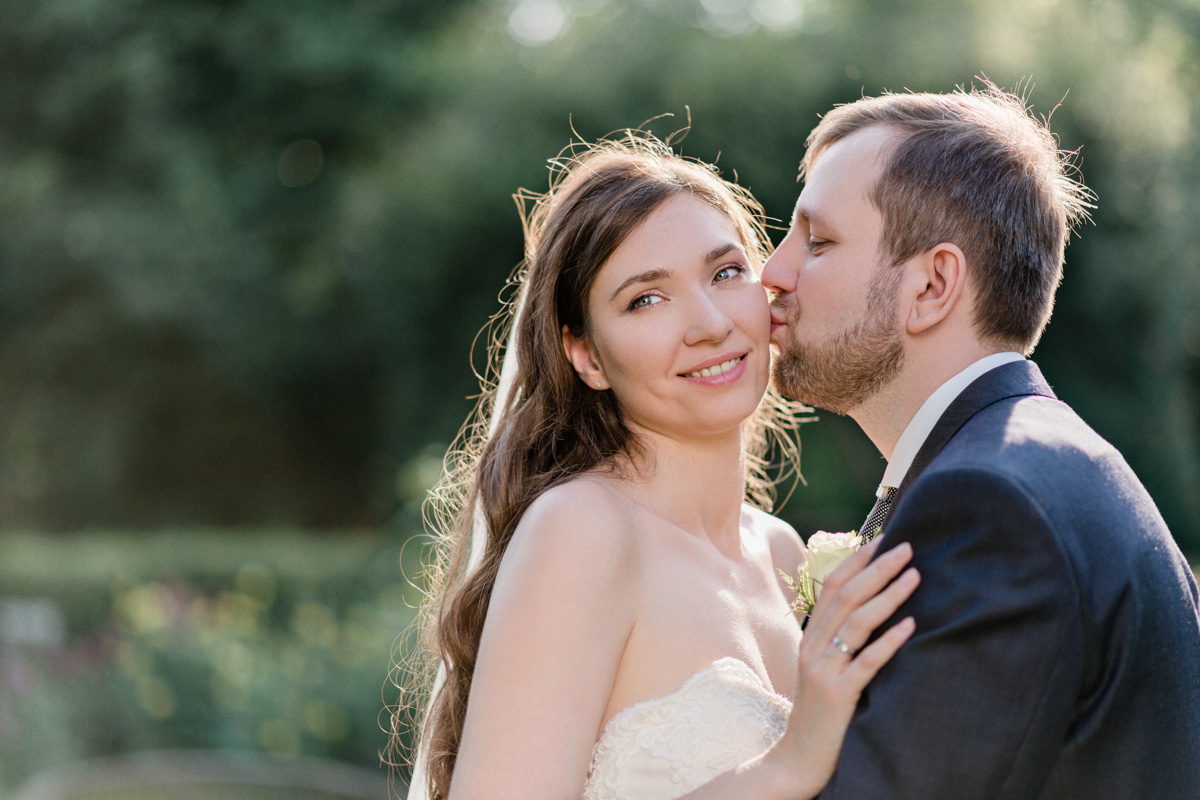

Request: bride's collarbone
left=636, top=523, right=778, bottom=597
left=621, top=528, right=802, bottom=694
left=629, top=556, right=794, bottom=652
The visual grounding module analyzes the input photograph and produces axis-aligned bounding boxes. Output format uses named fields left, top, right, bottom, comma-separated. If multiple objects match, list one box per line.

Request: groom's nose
left=761, top=246, right=798, bottom=295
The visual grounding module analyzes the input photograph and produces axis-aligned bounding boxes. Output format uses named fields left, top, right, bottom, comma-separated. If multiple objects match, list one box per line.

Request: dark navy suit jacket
left=819, top=360, right=1200, bottom=799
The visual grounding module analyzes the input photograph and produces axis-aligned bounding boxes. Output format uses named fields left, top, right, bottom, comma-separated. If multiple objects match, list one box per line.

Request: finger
left=807, top=542, right=913, bottom=640
left=835, top=566, right=920, bottom=650
left=826, top=541, right=911, bottom=611
left=830, top=634, right=856, bottom=658
left=842, top=616, right=916, bottom=691
left=817, top=537, right=883, bottom=598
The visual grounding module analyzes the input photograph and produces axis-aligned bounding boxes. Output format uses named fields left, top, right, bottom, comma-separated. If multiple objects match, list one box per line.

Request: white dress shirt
left=879, top=352, right=1026, bottom=490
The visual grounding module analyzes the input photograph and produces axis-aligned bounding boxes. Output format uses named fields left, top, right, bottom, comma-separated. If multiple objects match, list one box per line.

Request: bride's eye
left=629, top=293, right=663, bottom=310
left=714, top=264, right=747, bottom=283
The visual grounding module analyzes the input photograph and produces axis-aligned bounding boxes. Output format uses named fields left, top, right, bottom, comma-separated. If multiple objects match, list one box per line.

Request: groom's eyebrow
left=609, top=269, right=671, bottom=302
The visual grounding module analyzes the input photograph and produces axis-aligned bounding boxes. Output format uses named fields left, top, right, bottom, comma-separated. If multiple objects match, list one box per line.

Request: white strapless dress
left=582, top=657, right=792, bottom=800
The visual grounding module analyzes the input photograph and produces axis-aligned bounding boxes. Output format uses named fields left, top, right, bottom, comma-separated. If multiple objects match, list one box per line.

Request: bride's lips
left=679, top=352, right=749, bottom=387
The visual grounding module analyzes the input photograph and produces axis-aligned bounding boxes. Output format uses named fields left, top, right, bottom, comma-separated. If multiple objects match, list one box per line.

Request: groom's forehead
left=791, top=181, right=865, bottom=229
left=794, top=139, right=895, bottom=223
left=806, top=126, right=898, bottom=187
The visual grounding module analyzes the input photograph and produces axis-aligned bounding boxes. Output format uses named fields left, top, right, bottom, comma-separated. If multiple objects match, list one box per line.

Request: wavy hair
left=388, top=130, right=808, bottom=800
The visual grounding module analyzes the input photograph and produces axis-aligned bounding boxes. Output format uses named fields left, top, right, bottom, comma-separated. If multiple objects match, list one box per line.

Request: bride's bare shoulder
left=742, top=505, right=806, bottom=575
left=503, top=474, right=642, bottom=581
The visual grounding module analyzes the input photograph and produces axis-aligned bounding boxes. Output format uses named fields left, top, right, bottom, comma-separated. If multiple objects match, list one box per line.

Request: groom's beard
left=772, top=266, right=905, bottom=416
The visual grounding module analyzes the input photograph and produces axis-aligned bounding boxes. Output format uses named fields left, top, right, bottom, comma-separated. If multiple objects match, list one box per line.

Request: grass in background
left=2, top=530, right=1194, bottom=798
left=0, top=529, right=429, bottom=796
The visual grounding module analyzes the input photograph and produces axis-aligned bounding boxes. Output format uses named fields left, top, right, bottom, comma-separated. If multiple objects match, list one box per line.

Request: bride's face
left=565, top=193, right=771, bottom=441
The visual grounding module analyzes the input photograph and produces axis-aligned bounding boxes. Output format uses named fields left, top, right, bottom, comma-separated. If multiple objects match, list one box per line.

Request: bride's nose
left=683, top=293, right=734, bottom=346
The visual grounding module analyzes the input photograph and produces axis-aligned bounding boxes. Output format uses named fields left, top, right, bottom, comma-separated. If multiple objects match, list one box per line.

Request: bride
left=395, top=131, right=919, bottom=800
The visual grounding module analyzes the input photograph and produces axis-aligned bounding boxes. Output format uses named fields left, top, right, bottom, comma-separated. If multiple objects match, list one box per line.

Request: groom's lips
left=769, top=309, right=788, bottom=339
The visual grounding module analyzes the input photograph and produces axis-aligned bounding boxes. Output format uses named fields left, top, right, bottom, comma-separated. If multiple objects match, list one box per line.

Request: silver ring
left=831, top=634, right=856, bottom=656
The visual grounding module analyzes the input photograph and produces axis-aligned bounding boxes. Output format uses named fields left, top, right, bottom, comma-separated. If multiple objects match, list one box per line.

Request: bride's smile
left=563, top=193, right=771, bottom=441
left=409, top=133, right=919, bottom=800
left=401, top=84, right=1197, bottom=800
left=680, top=352, right=746, bottom=382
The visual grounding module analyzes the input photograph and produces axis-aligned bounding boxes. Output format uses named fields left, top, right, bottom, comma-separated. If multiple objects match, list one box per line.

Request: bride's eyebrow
left=705, top=242, right=741, bottom=263
left=609, top=268, right=670, bottom=302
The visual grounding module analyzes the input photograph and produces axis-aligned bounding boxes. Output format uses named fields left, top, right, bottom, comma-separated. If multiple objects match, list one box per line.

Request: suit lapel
left=893, top=359, right=1057, bottom=506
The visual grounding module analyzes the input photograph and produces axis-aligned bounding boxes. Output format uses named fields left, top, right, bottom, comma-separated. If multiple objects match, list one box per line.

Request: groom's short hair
left=802, top=83, right=1093, bottom=353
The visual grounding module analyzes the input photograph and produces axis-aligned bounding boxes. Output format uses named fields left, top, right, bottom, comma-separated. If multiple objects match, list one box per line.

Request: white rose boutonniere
left=780, top=530, right=863, bottom=619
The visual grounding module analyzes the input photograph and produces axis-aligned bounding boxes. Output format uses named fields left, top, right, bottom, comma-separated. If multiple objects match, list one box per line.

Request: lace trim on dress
left=583, top=657, right=792, bottom=800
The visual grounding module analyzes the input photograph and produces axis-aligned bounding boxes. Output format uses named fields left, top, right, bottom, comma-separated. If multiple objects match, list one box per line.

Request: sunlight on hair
left=385, top=128, right=815, bottom=799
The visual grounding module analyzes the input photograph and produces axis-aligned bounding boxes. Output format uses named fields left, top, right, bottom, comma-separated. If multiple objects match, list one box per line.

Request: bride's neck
left=617, top=426, right=748, bottom=554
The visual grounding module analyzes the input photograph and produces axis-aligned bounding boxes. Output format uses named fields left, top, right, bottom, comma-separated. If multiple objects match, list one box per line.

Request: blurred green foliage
left=0, top=0, right=1196, bottom=546
left=0, top=529, right=422, bottom=794
left=0, top=529, right=1195, bottom=796
left=2, top=2, right=1199, bottom=791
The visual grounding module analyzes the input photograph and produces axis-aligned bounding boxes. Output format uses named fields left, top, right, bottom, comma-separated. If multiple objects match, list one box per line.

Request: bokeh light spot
left=508, top=0, right=568, bottom=46
left=278, top=139, right=325, bottom=188
left=138, top=676, right=177, bottom=719
left=752, top=0, right=804, bottom=31
left=236, top=563, right=277, bottom=606
left=260, top=719, right=302, bottom=757
left=292, top=601, right=338, bottom=648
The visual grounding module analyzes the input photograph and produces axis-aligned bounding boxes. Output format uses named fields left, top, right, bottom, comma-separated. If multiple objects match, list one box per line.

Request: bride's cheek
left=738, top=289, right=772, bottom=337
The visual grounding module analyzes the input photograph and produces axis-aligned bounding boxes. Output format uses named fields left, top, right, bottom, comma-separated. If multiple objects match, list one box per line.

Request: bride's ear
left=562, top=324, right=609, bottom=390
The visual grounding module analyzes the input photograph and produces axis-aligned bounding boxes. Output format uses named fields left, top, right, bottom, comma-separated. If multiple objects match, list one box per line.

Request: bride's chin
left=625, top=382, right=768, bottom=438
left=698, top=398, right=768, bottom=435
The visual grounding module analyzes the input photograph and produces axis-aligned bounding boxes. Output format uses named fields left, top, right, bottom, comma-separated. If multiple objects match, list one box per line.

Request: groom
left=762, top=86, right=1200, bottom=798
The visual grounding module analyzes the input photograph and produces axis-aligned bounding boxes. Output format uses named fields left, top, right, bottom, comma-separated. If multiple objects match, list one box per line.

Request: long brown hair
left=391, top=131, right=806, bottom=799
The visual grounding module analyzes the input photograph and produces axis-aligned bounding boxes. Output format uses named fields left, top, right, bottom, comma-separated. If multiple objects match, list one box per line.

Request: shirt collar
left=879, top=352, right=1025, bottom=489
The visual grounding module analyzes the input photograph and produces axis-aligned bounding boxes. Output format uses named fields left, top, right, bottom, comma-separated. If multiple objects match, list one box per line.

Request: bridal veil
left=405, top=278, right=525, bottom=800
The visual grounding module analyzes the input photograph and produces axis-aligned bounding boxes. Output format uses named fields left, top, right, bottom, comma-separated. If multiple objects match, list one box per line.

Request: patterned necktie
left=859, top=485, right=897, bottom=542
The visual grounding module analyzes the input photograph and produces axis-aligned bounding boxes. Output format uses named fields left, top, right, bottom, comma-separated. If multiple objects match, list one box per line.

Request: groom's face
left=762, top=125, right=905, bottom=415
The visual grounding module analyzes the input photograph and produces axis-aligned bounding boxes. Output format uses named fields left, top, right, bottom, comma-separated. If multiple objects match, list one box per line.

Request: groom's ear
left=561, top=324, right=609, bottom=390
left=904, top=242, right=966, bottom=336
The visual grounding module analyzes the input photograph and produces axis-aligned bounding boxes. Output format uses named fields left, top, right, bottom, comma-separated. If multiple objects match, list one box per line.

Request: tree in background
left=0, top=0, right=1196, bottom=553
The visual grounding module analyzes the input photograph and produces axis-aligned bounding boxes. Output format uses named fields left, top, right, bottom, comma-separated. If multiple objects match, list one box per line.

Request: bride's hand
left=767, top=539, right=919, bottom=798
